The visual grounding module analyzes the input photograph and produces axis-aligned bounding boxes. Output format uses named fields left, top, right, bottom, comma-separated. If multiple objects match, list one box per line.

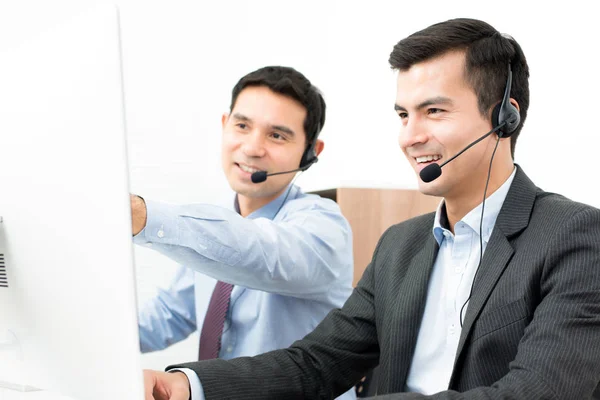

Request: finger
left=143, top=370, right=157, bottom=400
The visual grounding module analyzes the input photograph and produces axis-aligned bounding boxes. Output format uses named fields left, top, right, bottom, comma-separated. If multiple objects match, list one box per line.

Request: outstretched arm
left=132, top=195, right=353, bottom=302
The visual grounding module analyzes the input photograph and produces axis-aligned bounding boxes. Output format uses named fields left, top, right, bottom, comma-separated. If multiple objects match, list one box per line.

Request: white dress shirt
left=405, top=167, right=517, bottom=394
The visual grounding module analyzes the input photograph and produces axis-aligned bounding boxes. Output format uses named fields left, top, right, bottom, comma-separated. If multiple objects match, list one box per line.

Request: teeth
left=416, top=155, right=441, bottom=163
left=239, top=164, right=260, bottom=173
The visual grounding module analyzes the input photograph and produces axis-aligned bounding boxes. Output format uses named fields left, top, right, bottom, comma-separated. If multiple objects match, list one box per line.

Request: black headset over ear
left=491, top=63, right=521, bottom=138
left=298, top=122, right=321, bottom=171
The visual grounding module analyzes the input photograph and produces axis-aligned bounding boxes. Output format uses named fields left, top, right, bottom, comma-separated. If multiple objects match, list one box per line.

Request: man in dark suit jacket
left=143, top=18, right=600, bottom=400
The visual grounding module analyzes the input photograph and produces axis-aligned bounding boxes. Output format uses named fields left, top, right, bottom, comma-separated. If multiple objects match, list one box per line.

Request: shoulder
left=282, top=187, right=344, bottom=216
left=531, top=189, right=600, bottom=226
left=376, top=212, right=436, bottom=250
left=506, top=188, right=600, bottom=260
left=276, top=188, right=351, bottom=235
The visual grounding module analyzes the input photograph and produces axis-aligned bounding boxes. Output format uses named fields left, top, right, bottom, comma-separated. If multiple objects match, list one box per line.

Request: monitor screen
left=0, top=5, right=144, bottom=400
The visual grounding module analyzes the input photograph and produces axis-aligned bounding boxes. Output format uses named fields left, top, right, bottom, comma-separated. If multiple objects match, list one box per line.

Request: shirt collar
left=433, top=166, right=518, bottom=245
left=233, top=184, right=299, bottom=220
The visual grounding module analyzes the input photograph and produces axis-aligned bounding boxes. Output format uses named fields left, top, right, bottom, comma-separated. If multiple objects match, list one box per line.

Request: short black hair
left=389, top=18, right=530, bottom=158
left=230, top=66, right=326, bottom=145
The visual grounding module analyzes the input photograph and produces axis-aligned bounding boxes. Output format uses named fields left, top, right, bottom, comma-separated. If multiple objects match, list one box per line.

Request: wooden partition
left=313, top=188, right=440, bottom=287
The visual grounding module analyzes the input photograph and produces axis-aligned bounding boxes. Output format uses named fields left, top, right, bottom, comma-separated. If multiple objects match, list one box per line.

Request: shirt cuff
left=169, top=368, right=205, bottom=400
left=133, top=199, right=181, bottom=245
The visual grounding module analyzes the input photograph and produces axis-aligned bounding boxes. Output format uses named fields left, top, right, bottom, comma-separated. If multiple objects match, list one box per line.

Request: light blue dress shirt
left=135, top=184, right=356, bottom=400
left=405, top=167, right=517, bottom=394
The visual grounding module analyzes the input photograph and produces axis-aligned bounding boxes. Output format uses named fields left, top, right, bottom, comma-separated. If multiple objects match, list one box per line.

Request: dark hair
left=229, top=66, right=326, bottom=145
left=389, top=18, right=530, bottom=158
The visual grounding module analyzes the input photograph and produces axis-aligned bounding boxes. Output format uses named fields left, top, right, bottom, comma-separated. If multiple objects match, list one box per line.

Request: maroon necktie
left=198, top=281, right=234, bottom=360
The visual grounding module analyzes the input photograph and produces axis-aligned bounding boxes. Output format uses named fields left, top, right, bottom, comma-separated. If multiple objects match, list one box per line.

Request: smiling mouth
left=415, top=155, right=442, bottom=164
left=236, top=163, right=262, bottom=174
left=414, top=154, right=442, bottom=166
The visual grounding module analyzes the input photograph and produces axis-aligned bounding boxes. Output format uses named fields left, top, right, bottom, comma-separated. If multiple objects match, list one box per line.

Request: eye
left=427, top=108, right=444, bottom=115
left=397, top=112, right=408, bottom=120
left=236, top=123, right=248, bottom=129
left=271, top=132, right=286, bottom=141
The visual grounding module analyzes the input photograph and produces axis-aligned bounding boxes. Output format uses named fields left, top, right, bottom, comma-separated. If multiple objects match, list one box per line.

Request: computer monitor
left=0, top=5, right=144, bottom=400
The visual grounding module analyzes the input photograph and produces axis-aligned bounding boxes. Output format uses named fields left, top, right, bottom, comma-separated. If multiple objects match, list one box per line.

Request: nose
left=241, top=130, right=266, bottom=158
left=398, top=116, right=429, bottom=149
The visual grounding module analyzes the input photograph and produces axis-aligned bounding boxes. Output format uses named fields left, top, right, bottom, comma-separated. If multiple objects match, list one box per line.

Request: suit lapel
left=389, top=232, right=439, bottom=389
left=450, top=166, right=538, bottom=383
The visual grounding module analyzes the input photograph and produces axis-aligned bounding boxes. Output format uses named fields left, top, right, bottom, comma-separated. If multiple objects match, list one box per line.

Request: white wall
left=2, top=0, right=599, bottom=371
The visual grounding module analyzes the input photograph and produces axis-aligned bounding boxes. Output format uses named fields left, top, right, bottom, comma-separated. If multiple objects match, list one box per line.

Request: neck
left=445, top=159, right=514, bottom=233
left=237, top=187, right=288, bottom=217
left=237, top=196, right=268, bottom=218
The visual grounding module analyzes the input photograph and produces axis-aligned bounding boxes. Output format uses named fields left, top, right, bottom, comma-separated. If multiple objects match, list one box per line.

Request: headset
left=459, top=61, right=521, bottom=326
left=491, top=63, right=521, bottom=138
left=298, top=121, right=322, bottom=171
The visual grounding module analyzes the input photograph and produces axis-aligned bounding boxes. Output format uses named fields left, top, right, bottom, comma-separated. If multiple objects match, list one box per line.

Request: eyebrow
left=394, top=96, right=454, bottom=112
left=232, top=112, right=251, bottom=122
left=231, top=112, right=296, bottom=136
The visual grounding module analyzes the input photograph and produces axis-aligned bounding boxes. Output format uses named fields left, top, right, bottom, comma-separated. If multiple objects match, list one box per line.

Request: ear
left=221, top=112, right=229, bottom=129
left=315, top=139, right=325, bottom=157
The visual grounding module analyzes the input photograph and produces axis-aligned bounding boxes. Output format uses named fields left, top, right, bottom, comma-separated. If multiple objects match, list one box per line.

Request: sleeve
left=138, top=265, right=197, bottom=353
left=164, top=227, right=389, bottom=400
left=133, top=197, right=353, bottom=302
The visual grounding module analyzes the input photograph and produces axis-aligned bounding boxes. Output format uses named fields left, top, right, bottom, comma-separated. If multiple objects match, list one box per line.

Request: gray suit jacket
left=170, top=167, right=600, bottom=399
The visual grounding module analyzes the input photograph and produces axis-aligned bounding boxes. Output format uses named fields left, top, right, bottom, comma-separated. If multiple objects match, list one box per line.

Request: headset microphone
left=419, top=123, right=505, bottom=183
left=250, top=171, right=268, bottom=184
left=250, top=164, right=313, bottom=184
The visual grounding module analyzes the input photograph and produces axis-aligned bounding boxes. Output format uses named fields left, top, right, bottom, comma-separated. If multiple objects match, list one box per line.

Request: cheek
left=220, top=144, right=230, bottom=161
left=275, top=145, right=304, bottom=166
left=221, top=144, right=238, bottom=170
left=273, top=154, right=296, bottom=169
left=400, top=145, right=410, bottom=158
left=221, top=135, right=239, bottom=155
left=430, top=127, right=461, bottom=153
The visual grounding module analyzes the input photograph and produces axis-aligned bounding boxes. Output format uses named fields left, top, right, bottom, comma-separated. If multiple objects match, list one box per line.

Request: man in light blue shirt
left=132, top=66, right=355, bottom=399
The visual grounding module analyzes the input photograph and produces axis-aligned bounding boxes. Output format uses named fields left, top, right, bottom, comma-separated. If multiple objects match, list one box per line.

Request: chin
left=227, top=178, right=250, bottom=195
left=417, top=180, right=445, bottom=198
left=230, top=180, right=267, bottom=198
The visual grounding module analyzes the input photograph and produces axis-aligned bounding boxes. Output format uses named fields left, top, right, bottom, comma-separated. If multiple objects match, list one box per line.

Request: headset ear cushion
left=299, top=147, right=309, bottom=168
left=491, top=102, right=520, bottom=139
left=502, top=103, right=520, bottom=137
left=299, top=143, right=317, bottom=170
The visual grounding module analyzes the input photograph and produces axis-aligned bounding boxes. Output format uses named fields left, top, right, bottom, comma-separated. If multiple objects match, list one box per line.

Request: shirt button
left=146, top=243, right=153, bottom=247
left=454, top=266, right=462, bottom=273
left=226, top=345, right=233, bottom=353
left=157, top=230, right=164, bottom=238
